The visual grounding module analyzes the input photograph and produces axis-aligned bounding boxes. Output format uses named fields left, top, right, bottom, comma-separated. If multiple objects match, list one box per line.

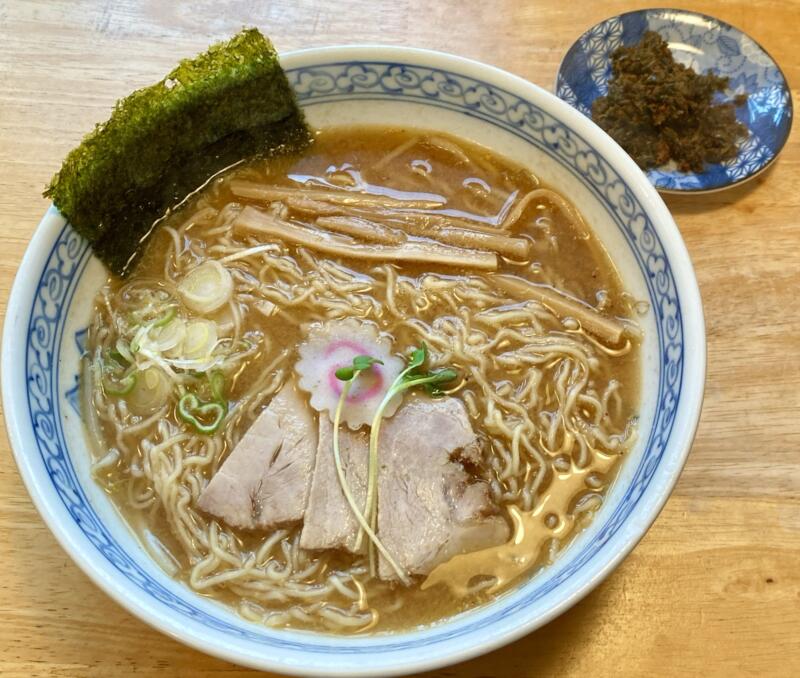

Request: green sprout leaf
left=420, top=368, right=458, bottom=396
left=334, top=366, right=355, bottom=381
left=331, top=372, right=410, bottom=585
left=354, top=342, right=460, bottom=576
left=353, top=355, right=383, bottom=371
left=407, top=343, right=427, bottom=371
left=335, top=355, right=382, bottom=381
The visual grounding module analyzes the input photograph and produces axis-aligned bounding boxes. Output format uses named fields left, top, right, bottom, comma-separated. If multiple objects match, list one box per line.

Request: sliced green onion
left=151, top=316, right=186, bottom=353
left=181, top=319, right=218, bottom=360
left=208, top=370, right=226, bottom=404
left=178, top=393, right=226, bottom=434
left=177, top=260, right=234, bottom=314
left=102, top=371, right=137, bottom=396
left=131, top=307, right=179, bottom=353
left=128, top=365, right=171, bottom=414
left=130, top=331, right=142, bottom=354
left=151, top=305, right=178, bottom=328
left=115, top=339, right=134, bottom=364
left=107, top=349, right=130, bottom=368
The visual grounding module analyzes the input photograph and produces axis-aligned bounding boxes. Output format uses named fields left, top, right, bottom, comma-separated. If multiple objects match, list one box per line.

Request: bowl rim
left=1, top=44, right=706, bottom=676
left=554, top=6, right=794, bottom=195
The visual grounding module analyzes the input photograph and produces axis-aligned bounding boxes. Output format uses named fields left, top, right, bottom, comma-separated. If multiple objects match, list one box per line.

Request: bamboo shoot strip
left=234, top=206, right=498, bottom=270
left=390, top=212, right=509, bottom=234
left=315, top=216, right=406, bottom=245
left=388, top=218, right=529, bottom=259
left=230, top=181, right=445, bottom=210
left=319, top=215, right=530, bottom=259
left=306, top=201, right=509, bottom=234
left=492, top=274, right=628, bottom=344
left=232, top=181, right=510, bottom=231
left=285, top=196, right=348, bottom=217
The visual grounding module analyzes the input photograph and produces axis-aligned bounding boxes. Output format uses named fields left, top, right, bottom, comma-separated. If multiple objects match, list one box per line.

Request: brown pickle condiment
left=591, top=31, right=749, bottom=172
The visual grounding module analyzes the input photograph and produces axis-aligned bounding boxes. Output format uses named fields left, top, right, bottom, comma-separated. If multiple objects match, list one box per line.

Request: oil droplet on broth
left=422, top=451, right=621, bottom=597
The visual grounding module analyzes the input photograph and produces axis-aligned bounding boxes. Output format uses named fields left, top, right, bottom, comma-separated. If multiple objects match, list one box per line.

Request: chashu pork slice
left=376, top=396, right=510, bottom=580
left=197, top=381, right=317, bottom=530
left=300, top=417, right=369, bottom=553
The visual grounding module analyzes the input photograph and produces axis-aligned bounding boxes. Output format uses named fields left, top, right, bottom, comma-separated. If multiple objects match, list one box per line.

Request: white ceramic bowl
left=2, top=46, right=705, bottom=676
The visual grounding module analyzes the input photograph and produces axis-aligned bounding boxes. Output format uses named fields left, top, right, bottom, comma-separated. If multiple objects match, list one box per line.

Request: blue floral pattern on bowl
left=26, top=58, right=681, bottom=649
left=556, top=9, right=793, bottom=192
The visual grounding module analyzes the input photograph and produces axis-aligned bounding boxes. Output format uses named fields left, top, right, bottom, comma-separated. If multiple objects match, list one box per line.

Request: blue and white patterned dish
left=2, top=46, right=705, bottom=676
left=556, top=8, right=793, bottom=193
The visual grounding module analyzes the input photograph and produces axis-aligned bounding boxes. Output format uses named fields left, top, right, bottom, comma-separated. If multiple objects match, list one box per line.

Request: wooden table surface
left=1, top=1, right=798, bottom=676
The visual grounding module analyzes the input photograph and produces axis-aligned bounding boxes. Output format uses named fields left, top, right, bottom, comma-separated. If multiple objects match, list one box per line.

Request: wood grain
left=1, top=1, right=798, bottom=676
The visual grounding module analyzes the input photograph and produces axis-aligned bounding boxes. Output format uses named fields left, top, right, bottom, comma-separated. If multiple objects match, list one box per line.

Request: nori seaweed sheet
left=44, top=29, right=312, bottom=276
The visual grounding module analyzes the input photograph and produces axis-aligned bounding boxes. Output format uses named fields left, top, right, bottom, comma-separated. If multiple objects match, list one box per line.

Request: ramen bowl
left=2, top=46, right=705, bottom=676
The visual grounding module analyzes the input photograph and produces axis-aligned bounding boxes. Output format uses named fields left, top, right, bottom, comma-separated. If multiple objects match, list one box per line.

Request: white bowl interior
left=4, top=46, right=703, bottom=677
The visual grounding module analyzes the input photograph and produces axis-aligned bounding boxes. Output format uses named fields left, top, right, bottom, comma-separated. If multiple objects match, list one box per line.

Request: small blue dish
left=556, top=8, right=793, bottom=193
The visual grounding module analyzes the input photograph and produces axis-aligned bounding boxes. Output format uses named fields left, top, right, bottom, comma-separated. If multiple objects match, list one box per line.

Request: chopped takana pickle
left=591, top=31, right=749, bottom=172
